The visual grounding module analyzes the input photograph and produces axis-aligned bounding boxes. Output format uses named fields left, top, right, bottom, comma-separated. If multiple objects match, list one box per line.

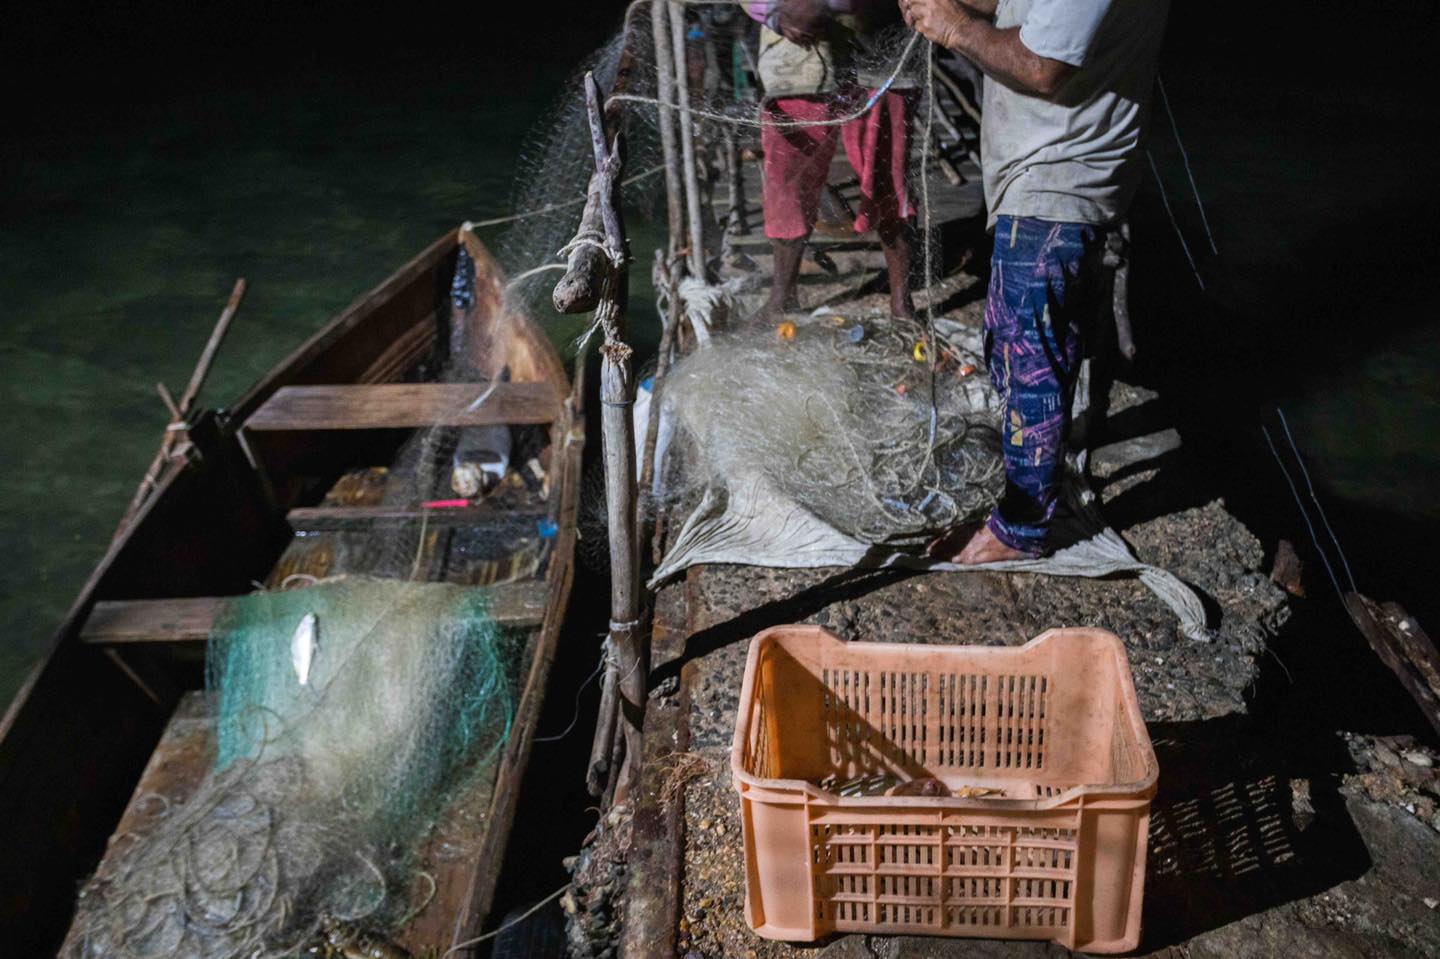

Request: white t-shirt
left=980, top=0, right=1170, bottom=229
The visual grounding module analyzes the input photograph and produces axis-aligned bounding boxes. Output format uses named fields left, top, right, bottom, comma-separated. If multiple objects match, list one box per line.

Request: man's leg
left=951, top=216, right=1099, bottom=563
left=877, top=219, right=915, bottom=319
left=757, top=96, right=839, bottom=321
left=842, top=89, right=917, bottom=318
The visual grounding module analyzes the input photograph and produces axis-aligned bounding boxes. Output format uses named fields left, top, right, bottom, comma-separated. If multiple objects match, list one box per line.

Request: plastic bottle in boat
left=451, top=425, right=512, bottom=498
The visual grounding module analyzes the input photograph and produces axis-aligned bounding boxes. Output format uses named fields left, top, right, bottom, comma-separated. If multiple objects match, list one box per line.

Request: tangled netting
left=67, top=577, right=517, bottom=959
left=661, top=317, right=1003, bottom=546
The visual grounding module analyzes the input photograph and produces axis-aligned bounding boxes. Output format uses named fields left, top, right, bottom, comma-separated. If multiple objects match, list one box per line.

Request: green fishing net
left=67, top=576, right=518, bottom=959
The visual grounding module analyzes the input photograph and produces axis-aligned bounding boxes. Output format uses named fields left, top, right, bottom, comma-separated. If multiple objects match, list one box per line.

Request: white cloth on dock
left=650, top=474, right=1210, bottom=642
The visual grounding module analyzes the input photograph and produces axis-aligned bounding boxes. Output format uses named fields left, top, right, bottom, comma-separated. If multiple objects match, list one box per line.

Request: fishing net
left=66, top=577, right=519, bottom=959
left=659, top=315, right=1003, bottom=547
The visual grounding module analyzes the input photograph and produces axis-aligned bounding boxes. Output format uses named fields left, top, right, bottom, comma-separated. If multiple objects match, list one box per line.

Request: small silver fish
left=291, top=612, right=318, bottom=687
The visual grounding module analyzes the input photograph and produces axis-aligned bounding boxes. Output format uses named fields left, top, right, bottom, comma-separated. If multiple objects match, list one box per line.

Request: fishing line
left=533, top=645, right=610, bottom=744
left=1157, top=76, right=1218, bottom=255
left=1147, top=150, right=1205, bottom=291
left=1263, top=423, right=1345, bottom=600
left=468, top=165, right=666, bottom=231
left=1276, top=406, right=1358, bottom=592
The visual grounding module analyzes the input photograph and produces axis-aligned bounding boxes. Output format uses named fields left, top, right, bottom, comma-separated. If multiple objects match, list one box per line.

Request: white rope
left=440, top=884, right=570, bottom=956
left=465, top=164, right=666, bottom=230
left=607, top=31, right=924, bottom=130
left=677, top=276, right=740, bottom=346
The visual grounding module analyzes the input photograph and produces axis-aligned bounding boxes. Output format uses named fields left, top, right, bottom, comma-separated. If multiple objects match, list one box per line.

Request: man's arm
left=903, top=0, right=1073, bottom=99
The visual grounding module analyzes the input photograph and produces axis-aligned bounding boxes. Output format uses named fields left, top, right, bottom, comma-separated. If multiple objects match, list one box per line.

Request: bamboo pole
left=179, top=278, right=247, bottom=412
left=669, top=2, right=706, bottom=278
left=651, top=0, right=685, bottom=258
left=557, top=73, right=646, bottom=801
left=111, top=279, right=247, bottom=543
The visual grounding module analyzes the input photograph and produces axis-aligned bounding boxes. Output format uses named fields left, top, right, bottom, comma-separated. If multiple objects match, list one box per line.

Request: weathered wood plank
left=81, top=581, right=551, bottom=645
left=245, top=382, right=560, bottom=431
left=1346, top=593, right=1440, bottom=738
left=286, top=504, right=549, bottom=532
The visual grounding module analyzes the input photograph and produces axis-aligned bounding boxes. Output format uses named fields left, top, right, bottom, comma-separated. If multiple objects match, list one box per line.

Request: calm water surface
left=0, top=56, right=660, bottom=707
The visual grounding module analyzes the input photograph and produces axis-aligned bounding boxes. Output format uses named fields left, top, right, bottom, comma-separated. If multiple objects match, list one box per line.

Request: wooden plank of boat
left=286, top=504, right=550, bottom=531
left=80, top=579, right=551, bottom=645
left=244, top=381, right=561, bottom=431
left=5, top=226, right=583, bottom=956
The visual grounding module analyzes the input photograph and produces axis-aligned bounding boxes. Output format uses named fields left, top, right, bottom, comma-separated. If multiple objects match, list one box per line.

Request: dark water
left=3, top=2, right=1439, bottom=713
left=0, top=31, right=662, bottom=707
left=1133, top=3, right=1440, bottom=636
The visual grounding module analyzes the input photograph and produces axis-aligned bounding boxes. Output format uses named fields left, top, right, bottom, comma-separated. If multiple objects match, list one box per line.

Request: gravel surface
left=564, top=255, right=1440, bottom=959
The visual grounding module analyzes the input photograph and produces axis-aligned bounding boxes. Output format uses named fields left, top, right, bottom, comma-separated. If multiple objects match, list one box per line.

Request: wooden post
left=669, top=1, right=706, bottom=278
left=651, top=0, right=685, bottom=259
left=556, top=73, right=646, bottom=801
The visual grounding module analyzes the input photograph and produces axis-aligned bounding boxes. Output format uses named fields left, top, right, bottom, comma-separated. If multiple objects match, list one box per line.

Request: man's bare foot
left=928, top=523, right=1030, bottom=564
left=955, top=524, right=1028, bottom=564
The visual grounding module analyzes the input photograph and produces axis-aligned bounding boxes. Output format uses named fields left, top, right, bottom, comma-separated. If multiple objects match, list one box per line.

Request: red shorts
left=760, top=88, right=916, bottom=241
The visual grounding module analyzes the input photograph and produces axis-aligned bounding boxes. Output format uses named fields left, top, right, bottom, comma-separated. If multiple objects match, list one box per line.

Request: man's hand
left=901, top=0, right=1074, bottom=100
left=900, top=0, right=972, bottom=50
left=777, top=0, right=829, bottom=47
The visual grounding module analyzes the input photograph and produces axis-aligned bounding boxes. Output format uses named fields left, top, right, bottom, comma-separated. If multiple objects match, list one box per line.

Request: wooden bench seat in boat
left=244, top=382, right=561, bottom=431
left=80, top=580, right=549, bottom=645
left=285, top=504, right=551, bottom=531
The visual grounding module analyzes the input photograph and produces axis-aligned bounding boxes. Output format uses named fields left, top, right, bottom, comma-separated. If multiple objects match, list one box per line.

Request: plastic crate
left=730, top=626, right=1157, bottom=953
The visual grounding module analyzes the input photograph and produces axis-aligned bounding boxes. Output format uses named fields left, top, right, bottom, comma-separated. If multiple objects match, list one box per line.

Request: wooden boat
left=0, top=226, right=584, bottom=955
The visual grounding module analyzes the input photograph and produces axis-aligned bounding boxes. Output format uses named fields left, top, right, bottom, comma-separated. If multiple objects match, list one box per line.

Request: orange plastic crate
left=730, top=626, right=1157, bottom=953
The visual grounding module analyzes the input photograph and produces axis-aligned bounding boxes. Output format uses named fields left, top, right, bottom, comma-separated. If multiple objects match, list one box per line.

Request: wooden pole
left=651, top=0, right=685, bottom=259
left=558, top=73, right=646, bottom=801
left=179, top=278, right=246, bottom=413
left=110, top=279, right=246, bottom=543
left=669, top=2, right=706, bottom=278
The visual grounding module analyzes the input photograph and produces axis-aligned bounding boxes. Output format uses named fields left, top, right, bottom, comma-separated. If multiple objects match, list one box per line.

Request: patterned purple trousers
left=983, top=216, right=1103, bottom=555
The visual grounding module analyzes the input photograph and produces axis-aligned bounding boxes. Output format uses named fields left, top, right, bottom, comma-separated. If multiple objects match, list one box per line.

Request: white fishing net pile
left=660, top=316, right=1003, bottom=548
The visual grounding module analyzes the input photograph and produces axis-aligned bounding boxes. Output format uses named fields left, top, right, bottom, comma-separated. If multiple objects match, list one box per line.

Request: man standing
left=903, top=0, right=1168, bottom=562
left=746, top=0, right=918, bottom=321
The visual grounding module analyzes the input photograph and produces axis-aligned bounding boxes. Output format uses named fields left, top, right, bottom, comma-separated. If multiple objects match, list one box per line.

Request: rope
left=534, top=646, right=610, bottom=744
left=606, top=31, right=924, bottom=130
left=465, top=165, right=666, bottom=230
left=440, top=883, right=571, bottom=957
